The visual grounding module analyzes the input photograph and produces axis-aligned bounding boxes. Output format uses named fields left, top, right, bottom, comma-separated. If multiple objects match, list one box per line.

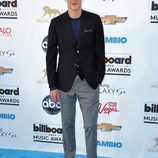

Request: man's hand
left=50, top=89, right=59, bottom=102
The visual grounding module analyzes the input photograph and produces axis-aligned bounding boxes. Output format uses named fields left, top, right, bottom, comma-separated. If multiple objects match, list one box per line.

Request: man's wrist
left=50, top=86, right=57, bottom=91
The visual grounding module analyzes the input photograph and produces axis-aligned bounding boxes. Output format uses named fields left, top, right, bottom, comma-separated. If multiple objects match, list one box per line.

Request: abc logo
left=42, top=95, right=61, bottom=115
left=41, top=36, right=48, bottom=53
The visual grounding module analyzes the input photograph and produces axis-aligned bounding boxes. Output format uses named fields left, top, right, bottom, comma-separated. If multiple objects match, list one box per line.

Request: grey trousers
left=58, top=75, right=99, bottom=158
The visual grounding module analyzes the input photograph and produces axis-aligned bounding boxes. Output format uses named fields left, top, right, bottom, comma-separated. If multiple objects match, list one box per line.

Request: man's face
left=66, top=0, right=82, bottom=11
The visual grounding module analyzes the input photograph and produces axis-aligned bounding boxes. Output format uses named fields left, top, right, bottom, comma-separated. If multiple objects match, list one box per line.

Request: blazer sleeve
left=46, top=19, right=58, bottom=90
left=95, top=15, right=105, bottom=84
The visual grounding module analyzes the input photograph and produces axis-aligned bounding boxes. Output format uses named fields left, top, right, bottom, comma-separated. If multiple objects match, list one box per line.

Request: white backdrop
left=0, top=0, right=158, bottom=158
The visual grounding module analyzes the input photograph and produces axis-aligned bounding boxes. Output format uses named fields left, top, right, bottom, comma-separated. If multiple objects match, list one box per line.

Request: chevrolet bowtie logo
left=101, top=15, right=127, bottom=24
left=0, top=67, right=13, bottom=75
left=98, top=123, right=122, bottom=132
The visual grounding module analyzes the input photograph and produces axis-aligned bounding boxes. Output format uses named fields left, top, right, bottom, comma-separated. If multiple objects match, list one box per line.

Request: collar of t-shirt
left=69, top=17, right=81, bottom=42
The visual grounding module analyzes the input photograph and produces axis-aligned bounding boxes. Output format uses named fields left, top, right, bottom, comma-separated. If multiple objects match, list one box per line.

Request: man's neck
left=68, top=9, right=82, bottom=19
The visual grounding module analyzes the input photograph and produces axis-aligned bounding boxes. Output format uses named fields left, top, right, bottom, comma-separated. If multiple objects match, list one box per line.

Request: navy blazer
left=46, top=10, right=105, bottom=92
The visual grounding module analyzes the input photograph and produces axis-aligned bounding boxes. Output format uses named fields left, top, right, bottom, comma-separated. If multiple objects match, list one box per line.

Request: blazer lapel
left=78, top=10, right=87, bottom=47
left=63, top=10, right=87, bottom=48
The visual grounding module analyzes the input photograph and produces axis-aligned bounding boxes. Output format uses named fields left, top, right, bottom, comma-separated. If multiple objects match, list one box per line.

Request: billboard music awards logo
left=0, top=0, right=18, bottom=19
left=98, top=123, right=122, bottom=132
left=33, top=123, right=63, bottom=144
left=37, top=5, right=63, bottom=23
left=0, top=27, right=12, bottom=37
left=0, top=85, right=20, bottom=106
left=144, top=102, right=158, bottom=124
left=150, top=1, right=158, bottom=23
left=105, top=54, right=132, bottom=76
left=0, top=49, right=15, bottom=57
left=101, top=15, right=127, bottom=24
left=98, top=101, right=119, bottom=115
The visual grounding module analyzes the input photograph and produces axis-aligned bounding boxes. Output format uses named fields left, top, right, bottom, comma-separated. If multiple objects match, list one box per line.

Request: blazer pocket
left=84, top=28, right=93, bottom=33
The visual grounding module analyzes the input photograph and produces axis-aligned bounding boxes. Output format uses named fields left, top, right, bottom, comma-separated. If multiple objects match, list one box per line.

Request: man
left=46, top=0, right=105, bottom=158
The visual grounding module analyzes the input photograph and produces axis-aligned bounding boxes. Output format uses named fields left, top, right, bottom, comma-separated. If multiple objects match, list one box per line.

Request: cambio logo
left=42, top=95, right=61, bottom=115
left=97, top=140, right=122, bottom=148
left=105, top=37, right=127, bottom=44
left=0, top=113, right=15, bottom=120
left=0, top=0, right=17, bottom=7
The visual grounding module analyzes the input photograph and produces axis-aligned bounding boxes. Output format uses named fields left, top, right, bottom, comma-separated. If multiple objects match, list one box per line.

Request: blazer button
left=77, top=50, right=79, bottom=54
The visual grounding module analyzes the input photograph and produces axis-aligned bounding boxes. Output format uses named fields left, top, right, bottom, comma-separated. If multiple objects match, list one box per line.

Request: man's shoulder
left=83, top=10, right=100, bottom=19
left=50, top=11, right=67, bottom=23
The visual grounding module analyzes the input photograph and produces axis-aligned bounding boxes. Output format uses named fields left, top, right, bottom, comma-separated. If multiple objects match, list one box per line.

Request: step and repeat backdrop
left=0, top=0, right=158, bottom=158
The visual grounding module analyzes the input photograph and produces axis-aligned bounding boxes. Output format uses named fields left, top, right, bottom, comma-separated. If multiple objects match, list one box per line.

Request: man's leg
left=58, top=88, right=77, bottom=158
left=76, top=78, right=99, bottom=158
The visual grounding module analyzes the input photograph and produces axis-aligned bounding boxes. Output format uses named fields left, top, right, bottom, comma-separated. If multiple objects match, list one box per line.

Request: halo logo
left=42, top=95, right=61, bottom=115
left=0, top=0, right=18, bottom=19
left=41, top=36, right=48, bottom=53
left=0, top=27, right=12, bottom=36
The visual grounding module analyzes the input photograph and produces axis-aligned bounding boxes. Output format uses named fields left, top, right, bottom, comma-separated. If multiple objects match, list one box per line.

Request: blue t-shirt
left=70, top=17, right=80, bottom=42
